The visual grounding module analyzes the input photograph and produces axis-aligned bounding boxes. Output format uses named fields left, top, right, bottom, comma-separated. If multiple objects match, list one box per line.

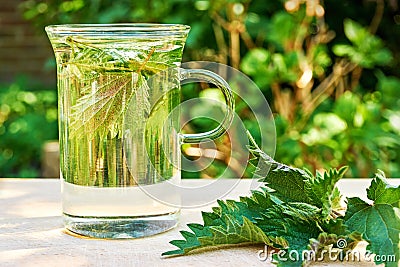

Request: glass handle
left=179, top=68, right=235, bottom=144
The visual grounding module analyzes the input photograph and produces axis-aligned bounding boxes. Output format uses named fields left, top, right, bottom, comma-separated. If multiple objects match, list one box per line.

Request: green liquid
left=52, top=37, right=184, bottom=187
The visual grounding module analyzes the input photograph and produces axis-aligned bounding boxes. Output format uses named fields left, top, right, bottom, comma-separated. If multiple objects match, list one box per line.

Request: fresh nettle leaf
left=161, top=190, right=288, bottom=256
left=248, top=132, right=347, bottom=219
left=68, top=72, right=142, bottom=139
left=164, top=132, right=400, bottom=267
left=366, top=170, right=400, bottom=208
left=344, top=171, right=400, bottom=267
left=304, top=167, right=348, bottom=220
left=164, top=133, right=346, bottom=262
left=247, top=133, right=312, bottom=204
left=64, top=37, right=172, bottom=138
left=257, top=205, right=323, bottom=267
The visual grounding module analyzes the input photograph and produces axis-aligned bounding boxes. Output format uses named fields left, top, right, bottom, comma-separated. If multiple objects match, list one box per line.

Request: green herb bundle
left=163, top=133, right=400, bottom=267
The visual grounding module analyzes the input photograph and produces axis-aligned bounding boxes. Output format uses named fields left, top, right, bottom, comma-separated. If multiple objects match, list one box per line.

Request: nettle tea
left=46, top=24, right=234, bottom=238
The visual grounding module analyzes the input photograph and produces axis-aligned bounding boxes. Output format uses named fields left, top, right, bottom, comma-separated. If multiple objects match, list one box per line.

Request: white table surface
left=1, top=178, right=399, bottom=267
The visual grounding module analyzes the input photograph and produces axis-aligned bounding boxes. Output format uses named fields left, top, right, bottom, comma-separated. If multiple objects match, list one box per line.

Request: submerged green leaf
left=64, top=37, right=174, bottom=139
left=68, top=72, right=141, bottom=139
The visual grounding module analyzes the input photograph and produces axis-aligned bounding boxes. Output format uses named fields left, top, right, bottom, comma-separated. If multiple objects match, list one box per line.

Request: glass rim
left=45, top=23, right=191, bottom=36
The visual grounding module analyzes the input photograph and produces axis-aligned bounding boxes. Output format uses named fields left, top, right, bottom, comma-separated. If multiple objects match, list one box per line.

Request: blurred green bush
left=10, top=0, right=400, bottom=177
left=0, top=78, right=58, bottom=177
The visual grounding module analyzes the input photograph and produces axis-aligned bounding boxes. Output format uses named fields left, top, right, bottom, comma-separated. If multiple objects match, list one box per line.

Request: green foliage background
left=1, top=0, right=399, bottom=177
left=0, top=78, right=58, bottom=177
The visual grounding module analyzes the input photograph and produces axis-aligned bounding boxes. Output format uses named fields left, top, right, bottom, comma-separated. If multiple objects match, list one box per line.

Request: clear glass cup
left=46, top=24, right=234, bottom=238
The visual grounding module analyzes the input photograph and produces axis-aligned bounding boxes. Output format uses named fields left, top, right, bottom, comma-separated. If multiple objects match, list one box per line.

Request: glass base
left=63, top=211, right=179, bottom=239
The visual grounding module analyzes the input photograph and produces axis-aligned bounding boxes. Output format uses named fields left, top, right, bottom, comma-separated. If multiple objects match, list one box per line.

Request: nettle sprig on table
left=163, top=133, right=400, bottom=267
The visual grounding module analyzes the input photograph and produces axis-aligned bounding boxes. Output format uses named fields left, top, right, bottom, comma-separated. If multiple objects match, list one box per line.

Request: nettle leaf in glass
left=51, top=32, right=185, bottom=186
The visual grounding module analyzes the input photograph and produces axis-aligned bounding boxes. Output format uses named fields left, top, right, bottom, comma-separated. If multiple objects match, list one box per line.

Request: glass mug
left=46, top=24, right=234, bottom=238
